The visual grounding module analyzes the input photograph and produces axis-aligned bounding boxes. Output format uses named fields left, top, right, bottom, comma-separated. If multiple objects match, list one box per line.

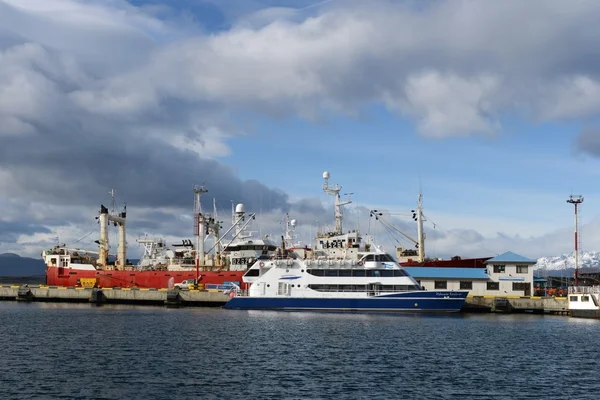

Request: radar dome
left=290, top=219, right=297, bottom=227
left=235, top=203, right=246, bottom=213
left=322, top=171, right=330, bottom=180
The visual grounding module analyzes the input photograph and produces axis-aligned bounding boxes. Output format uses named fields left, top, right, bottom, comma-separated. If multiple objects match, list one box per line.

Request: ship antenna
left=567, top=194, right=584, bottom=286
left=322, top=171, right=352, bottom=235
left=109, top=189, right=116, bottom=214
left=231, top=200, right=235, bottom=226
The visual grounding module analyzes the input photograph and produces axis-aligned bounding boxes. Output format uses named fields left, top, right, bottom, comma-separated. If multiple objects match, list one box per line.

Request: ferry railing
left=569, top=286, right=600, bottom=294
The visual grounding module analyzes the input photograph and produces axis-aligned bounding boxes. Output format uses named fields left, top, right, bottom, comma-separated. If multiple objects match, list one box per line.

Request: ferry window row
left=306, top=269, right=408, bottom=277
left=308, top=284, right=421, bottom=292
left=361, top=254, right=396, bottom=262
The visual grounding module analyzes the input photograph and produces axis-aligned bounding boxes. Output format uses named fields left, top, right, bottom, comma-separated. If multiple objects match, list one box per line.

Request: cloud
left=57, top=0, right=600, bottom=133
left=0, top=220, right=51, bottom=243
left=576, top=126, right=600, bottom=157
left=387, top=71, right=501, bottom=137
left=2, top=0, right=600, bottom=257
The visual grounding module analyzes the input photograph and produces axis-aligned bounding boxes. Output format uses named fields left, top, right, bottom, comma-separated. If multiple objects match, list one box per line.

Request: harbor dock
left=0, top=284, right=230, bottom=307
left=0, top=284, right=570, bottom=313
left=464, top=295, right=569, bottom=314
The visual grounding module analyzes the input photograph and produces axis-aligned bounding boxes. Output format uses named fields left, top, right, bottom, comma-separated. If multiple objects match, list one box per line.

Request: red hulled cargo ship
left=43, top=187, right=280, bottom=289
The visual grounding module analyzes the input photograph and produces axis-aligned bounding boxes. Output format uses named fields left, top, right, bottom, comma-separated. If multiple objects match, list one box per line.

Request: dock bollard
left=165, top=290, right=182, bottom=307
left=492, top=297, right=512, bottom=313
left=89, top=288, right=106, bottom=304
left=17, top=285, right=33, bottom=302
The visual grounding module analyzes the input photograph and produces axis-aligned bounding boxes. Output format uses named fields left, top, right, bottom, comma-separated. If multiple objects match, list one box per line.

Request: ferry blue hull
left=224, top=291, right=468, bottom=312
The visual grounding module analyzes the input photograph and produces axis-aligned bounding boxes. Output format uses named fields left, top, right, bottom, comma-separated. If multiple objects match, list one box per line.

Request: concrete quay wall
left=465, top=295, right=569, bottom=314
left=0, top=285, right=230, bottom=307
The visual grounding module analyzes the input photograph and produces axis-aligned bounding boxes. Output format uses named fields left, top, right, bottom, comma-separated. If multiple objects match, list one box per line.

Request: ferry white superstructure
left=225, top=172, right=468, bottom=312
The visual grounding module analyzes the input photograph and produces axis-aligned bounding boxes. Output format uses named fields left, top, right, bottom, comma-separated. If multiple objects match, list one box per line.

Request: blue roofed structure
left=484, top=251, right=536, bottom=264
left=405, top=252, right=535, bottom=296
left=404, top=267, right=489, bottom=280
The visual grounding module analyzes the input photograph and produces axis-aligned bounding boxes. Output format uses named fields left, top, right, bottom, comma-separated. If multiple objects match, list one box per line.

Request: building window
left=516, top=265, right=528, bottom=273
left=487, top=282, right=499, bottom=290
left=434, top=280, right=447, bottom=289
left=513, top=282, right=529, bottom=291
left=459, top=281, right=473, bottom=290
left=493, top=265, right=505, bottom=273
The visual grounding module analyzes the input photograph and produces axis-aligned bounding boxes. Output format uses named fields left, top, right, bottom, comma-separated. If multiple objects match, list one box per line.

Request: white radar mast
left=322, top=171, right=352, bottom=235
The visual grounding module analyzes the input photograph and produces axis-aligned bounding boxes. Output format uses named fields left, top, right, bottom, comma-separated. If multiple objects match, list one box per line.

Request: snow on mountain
left=535, top=251, right=600, bottom=271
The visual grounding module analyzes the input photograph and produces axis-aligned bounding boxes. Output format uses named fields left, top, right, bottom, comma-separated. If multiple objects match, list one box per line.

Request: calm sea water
left=0, top=303, right=599, bottom=400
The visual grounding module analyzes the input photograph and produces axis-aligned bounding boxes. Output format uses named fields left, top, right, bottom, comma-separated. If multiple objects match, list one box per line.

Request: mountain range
left=0, top=253, right=46, bottom=277
left=534, top=251, right=600, bottom=272
left=1, top=251, right=599, bottom=277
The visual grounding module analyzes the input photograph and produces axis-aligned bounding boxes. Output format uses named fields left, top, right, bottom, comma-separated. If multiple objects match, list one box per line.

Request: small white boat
left=568, top=286, right=600, bottom=319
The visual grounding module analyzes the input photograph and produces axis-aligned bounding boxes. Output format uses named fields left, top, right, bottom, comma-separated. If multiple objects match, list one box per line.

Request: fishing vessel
left=568, top=286, right=600, bottom=319
left=225, top=172, right=469, bottom=312
left=43, top=187, right=279, bottom=288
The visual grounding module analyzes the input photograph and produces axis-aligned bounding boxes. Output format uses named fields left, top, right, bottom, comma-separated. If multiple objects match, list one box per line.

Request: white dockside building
left=404, top=251, right=536, bottom=297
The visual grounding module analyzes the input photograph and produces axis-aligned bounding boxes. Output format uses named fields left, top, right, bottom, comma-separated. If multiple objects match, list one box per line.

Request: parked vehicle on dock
left=174, top=279, right=198, bottom=289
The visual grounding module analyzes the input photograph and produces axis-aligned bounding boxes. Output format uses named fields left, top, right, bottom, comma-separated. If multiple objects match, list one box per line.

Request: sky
left=2, top=0, right=600, bottom=261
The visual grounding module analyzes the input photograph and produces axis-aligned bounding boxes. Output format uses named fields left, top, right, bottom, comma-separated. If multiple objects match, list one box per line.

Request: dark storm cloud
left=0, top=220, right=51, bottom=242
left=0, top=36, right=293, bottom=215
left=0, top=123, right=291, bottom=212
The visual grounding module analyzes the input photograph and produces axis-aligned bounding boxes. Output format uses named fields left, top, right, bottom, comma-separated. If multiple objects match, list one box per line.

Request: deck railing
left=568, top=286, right=600, bottom=294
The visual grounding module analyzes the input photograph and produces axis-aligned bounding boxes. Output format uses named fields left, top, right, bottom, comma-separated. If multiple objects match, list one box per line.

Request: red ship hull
left=46, top=266, right=246, bottom=289
left=400, top=257, right=491, bottom=268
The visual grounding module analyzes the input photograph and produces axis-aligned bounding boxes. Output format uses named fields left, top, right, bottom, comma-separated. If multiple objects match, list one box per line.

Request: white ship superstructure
left=226, top=172, right=468, bottom=312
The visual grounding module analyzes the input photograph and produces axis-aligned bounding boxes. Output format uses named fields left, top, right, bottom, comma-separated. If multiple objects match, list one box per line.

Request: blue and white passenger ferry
left=224, top=172, right=468, bottom=312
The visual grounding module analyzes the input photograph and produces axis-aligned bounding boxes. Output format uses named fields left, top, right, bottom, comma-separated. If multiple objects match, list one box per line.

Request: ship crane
left=369, top=192, right=425, bottom=263
left=370, top=210, right=419, bottom=248
left=209, top=206, right=257, bottom=254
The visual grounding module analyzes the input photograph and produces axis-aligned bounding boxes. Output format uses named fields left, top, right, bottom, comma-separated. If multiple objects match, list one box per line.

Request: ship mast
left=194, top=185, right=208, bottom=278
left=412, top=193, right=425, bottom=263
left=567, top=194, right=583, bottom=286
left=284, top=213, right=298, bottom=248
left=212, top=198, right=221, bottom=264
left=322, top=171, right=352, bottom=235
left=98, top=189, right=127, bottom=269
